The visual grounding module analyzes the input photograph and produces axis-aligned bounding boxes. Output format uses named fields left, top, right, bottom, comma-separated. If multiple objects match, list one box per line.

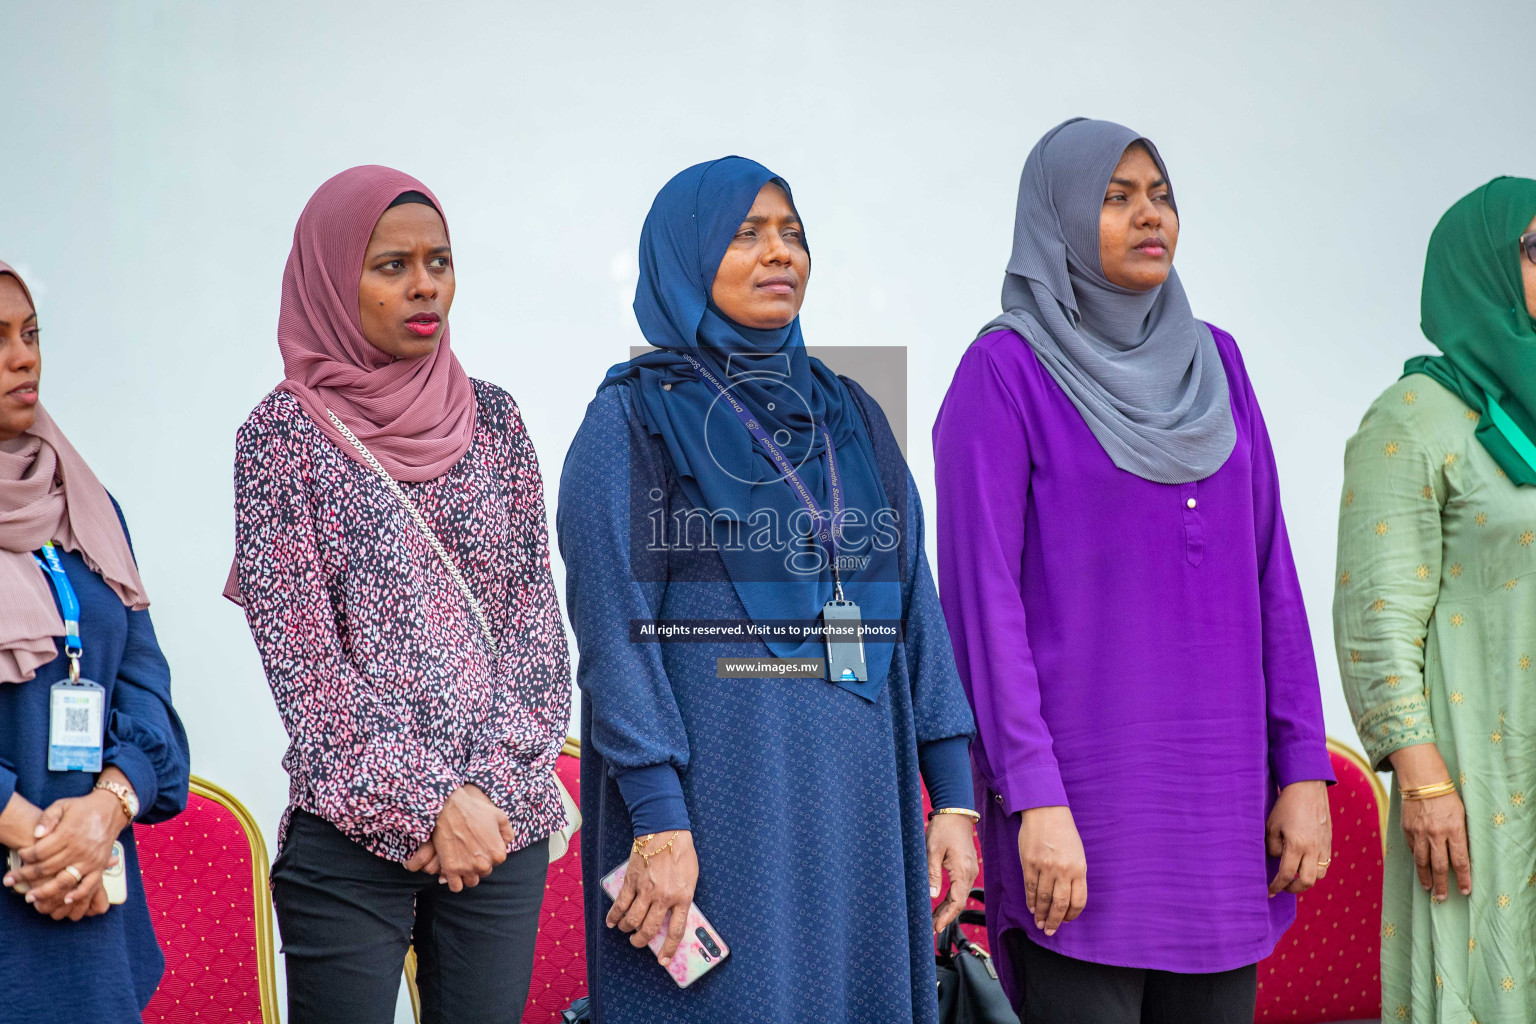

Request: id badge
left=49, top=680, right=105, bottom=773
left=822, top=599, right=868, bottom=683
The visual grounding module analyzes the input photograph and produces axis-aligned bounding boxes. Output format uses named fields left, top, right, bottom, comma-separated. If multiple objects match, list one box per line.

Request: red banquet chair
left=135, top=775, right=281, bottom=1024
left=523, top=737, right=589, bottom=1021
left=1254, top=738, right=1387, bottom=1024
left=405, top=737, right=589, bottom=1024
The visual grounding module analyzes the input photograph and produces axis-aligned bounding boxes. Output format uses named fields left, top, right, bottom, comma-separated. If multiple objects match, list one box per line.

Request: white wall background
left=3, top=2, right=1534, bottom=1018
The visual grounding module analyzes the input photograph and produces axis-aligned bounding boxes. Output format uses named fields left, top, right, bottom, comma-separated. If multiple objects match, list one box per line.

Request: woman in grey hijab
left=983, top=118, right=1235, bottom=481
left=933, top=119, right=1334, bottom=1024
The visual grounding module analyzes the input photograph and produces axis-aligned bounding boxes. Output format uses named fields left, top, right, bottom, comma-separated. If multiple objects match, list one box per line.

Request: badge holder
left=49, top=656, right=105, bottom=774
left=822, top=574, right=868, bottom=684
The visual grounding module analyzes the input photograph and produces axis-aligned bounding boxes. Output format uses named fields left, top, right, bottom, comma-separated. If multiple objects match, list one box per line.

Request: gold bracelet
left=927, top=807, right=981, bottom=822
left=632, top=831, right=677, bottom=864
left=1401, top=780, right=1457, bottom=801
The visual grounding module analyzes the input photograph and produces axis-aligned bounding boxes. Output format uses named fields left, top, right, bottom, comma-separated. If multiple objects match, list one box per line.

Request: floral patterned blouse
left=234, top=380, right=571, bottom=863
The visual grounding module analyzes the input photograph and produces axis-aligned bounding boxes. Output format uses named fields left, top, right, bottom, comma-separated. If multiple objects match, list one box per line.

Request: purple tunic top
left=933, top=327, right=1333, bottom=986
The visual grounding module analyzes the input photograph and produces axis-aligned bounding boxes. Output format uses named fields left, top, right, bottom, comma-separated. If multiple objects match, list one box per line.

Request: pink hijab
left=223, top=166, right=476, bottom=603
left=0, top=261, right=150, bottom=684
left=276, top=165, right=475, bottom=479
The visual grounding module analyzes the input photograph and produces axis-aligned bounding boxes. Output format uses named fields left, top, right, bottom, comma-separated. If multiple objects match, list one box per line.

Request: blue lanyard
left=680, top=353, right=848, bottom=598
left=33, top=541, right=84, bottom=681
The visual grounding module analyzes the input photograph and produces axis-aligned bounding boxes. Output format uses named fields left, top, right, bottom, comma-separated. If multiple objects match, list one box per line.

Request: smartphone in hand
left=601, top=861, right=729, bottom=988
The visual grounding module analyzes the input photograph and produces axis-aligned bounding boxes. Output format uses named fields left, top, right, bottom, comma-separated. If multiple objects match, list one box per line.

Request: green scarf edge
left=1402, top=356, right=1536, bottom=486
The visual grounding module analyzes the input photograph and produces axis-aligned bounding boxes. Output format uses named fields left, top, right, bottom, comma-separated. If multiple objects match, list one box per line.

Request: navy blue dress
left=0, top=503, right=190, bottom=1023
left=558, top=380, right=975, bottom=1024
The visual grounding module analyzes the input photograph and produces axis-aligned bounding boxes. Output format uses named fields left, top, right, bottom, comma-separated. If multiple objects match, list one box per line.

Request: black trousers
left=272, top=809, right=549, bottom=1024
left=1004, top=930, right=1257, bottom=1024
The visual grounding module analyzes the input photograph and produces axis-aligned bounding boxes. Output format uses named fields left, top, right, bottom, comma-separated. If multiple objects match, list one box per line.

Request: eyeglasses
left=1523, top=231, right=1536, bottom=267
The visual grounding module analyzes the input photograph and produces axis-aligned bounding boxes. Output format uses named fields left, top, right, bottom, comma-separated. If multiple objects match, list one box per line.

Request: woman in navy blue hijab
left=558, top=157, right=978, bottom=1022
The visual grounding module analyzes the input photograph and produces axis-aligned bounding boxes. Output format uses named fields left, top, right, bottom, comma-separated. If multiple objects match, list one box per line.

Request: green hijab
left=1404, top=176, right=1536, bottom=485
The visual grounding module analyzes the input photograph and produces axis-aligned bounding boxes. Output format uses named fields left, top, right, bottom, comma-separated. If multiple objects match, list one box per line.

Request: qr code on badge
left=64, top=706, right=89, bottom=734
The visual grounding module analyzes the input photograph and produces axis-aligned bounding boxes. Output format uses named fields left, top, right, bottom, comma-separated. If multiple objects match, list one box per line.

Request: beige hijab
left=0, top=262, right=149, bottom=683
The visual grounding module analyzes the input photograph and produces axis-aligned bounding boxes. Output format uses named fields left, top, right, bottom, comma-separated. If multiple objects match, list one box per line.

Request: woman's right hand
left=10, top=790, right=128, bottom=918
left=27, top=856, right=115, bottom=921
left=1389, top=743, right=1471, bottom=901
left=2, top=792, right=109, bottom=921
left=1018, top=805, right=1087, bottom=936
left=607, top=830, right=698, bottom=966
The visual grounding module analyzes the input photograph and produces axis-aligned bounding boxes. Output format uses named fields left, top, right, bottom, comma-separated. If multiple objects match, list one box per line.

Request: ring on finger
left=63, top=865, right=83, bottom=884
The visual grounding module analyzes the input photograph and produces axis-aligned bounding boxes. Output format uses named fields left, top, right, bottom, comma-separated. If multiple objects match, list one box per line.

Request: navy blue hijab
left=600, top=156, right=899, bottom=700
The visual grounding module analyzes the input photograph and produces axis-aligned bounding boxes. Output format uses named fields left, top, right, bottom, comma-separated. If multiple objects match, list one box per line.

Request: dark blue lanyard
left=33, top=541, right=83, bottom=680
left=680, top=353, right=848, bottom=597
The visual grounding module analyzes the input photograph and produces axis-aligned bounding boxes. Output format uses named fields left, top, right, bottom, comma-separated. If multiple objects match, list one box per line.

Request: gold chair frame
left=1326, top=735, right=1388, bottom=842
left=168, top=774, right=283, bottom=1024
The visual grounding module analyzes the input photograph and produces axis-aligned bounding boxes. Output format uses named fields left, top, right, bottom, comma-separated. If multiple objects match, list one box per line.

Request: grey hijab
left=980, top=118, right=1235, bottom=484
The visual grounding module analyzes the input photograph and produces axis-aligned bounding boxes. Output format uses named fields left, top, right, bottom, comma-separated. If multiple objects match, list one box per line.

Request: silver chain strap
left=326, top=409, right=499, bottom=656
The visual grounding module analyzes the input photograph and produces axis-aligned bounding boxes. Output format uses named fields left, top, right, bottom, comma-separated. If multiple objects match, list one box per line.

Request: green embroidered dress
left=1335, top=374, right=1536, bottom=1024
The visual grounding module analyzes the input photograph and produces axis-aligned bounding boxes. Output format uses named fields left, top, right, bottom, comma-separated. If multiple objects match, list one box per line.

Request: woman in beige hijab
left=0, top=260, right=189, bottom=1023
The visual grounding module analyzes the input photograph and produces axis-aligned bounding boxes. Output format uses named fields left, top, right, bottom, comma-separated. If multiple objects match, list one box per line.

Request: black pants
left=272, top=809, right=549, bottom=1024
left=1004, top=930, right=1257, bottom=1024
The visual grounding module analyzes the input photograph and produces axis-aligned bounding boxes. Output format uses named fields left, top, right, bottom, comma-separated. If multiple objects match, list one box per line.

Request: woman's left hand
left=1266, top=780, right=1332, bottom=897
left=926, top=812, right=980, bottom=934
left=9, top=790, right=128, bottom=915
left=405, top=840, right=442, bottom=878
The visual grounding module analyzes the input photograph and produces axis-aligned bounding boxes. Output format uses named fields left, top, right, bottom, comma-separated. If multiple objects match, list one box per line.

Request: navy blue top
left=0, top=502, right=190, bottom=1023
left=616, top=728, right=971, bottom=836
left=559, top=379, right=974, bottom=1024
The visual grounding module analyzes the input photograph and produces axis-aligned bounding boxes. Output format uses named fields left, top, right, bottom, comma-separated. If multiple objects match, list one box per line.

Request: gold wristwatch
left=94, top=779, right=139, bottom=824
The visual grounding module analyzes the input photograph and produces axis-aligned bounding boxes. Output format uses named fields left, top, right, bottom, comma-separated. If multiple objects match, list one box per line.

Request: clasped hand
left=405, top=784, right=515, bottom=892
left=3, top=790, right=127, bottom=921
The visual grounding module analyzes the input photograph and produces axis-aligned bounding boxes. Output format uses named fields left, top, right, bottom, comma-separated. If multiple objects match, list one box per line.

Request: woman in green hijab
left=1335, top=176, right=1536, bottom=1024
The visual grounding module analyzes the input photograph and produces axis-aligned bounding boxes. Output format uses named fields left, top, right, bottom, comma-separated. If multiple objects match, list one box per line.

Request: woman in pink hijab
left=0, top=260, right=190, bottom=1023
left=230, top=166, right=571, bottom=1024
